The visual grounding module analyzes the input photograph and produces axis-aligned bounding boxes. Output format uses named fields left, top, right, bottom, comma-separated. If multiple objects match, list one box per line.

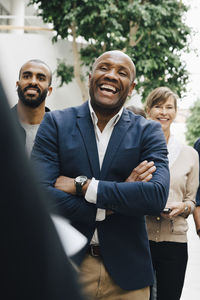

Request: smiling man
left=89, top=51, right=136, bottom=116
left=11, top=59, right=52, bottom=156
left=31, top=50, right=170, bottom=300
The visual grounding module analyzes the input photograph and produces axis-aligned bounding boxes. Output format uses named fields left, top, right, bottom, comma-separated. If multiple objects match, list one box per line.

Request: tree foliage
left=29, top=0, right=191, bottom=102
left=55, top=59, right=74, bottom=87
left=186, top=99, right=200, bottom=146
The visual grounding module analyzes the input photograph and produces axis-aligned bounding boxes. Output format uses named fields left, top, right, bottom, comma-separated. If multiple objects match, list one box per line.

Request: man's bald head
left=92, top=50, right=136, bottom=82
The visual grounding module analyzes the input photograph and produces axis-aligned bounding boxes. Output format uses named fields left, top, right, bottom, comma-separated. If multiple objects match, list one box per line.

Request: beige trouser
left=79, top=254, right=150, bottom=300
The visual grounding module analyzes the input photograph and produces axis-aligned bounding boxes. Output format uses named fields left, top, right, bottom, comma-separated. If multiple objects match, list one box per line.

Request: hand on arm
left=106, top=160, right=156, bottom=216
left=55, top=161, right=156, bottom=196
left=125, top=160, right=156, bottom=183
left=55, top=161, right=156, bottom=217
left=54, top=176, right=75, bottom=194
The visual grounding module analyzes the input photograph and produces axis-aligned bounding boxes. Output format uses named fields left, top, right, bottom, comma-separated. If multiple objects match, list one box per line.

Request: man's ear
left=48, top=86, right=53, bottom=96
left=128, top=82, right=136, bottom=97
left=16, top=81, right=19, bottom=88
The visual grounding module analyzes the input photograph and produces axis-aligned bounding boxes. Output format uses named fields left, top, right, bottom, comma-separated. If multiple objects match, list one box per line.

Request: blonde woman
left=145, top=87, right=199, bottom=300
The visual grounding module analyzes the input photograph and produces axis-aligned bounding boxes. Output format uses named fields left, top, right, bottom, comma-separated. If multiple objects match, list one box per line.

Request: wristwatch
left=74, top=175, right=88, bottom=196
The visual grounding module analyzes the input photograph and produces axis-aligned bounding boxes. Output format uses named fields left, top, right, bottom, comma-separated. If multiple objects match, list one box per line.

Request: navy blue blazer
left=32, top=101, right=170, bottom=291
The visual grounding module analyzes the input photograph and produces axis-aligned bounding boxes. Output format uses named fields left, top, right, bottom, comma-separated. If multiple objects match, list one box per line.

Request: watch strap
left=74, top=176, right=88, bottom=196
left=75, top=181, right=83, bottom=196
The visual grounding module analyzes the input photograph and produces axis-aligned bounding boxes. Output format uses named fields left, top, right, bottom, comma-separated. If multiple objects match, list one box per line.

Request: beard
left=17, top=85, right=48, bottom=108
left=89, top=79, right=128, bottom=116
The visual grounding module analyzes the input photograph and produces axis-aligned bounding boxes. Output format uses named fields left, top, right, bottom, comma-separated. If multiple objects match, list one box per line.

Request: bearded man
left=11, top=59, right=52, bottom=156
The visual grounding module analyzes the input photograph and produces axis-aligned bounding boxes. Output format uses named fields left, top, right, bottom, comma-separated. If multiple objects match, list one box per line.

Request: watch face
left=76, top=175, right=87, bottom=184
left=75, top=175, right=88, bottom=196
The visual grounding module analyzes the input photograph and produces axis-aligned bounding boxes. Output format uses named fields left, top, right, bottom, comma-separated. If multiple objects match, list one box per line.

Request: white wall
left=0, top=32, right=85, bottom=110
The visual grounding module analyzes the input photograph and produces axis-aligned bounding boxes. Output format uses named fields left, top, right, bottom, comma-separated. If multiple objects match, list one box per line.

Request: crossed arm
left=54, top=160, right=194, bottom=219
left=31, top=112, right=169, bottom=220
left=54, top=160, right=156, bottom=195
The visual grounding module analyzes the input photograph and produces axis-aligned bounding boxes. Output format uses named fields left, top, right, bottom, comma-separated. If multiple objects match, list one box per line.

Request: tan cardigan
left=146, top=144, right=199, bottom=243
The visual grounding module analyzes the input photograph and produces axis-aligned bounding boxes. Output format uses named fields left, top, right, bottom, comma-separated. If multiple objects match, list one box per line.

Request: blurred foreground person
left=193, top=138, right=200, bottom=238
left=145, top=87, right=199, bottom=300
left=11, top=59, right=52, bottom=156
left=0, top=80, right=85, bottom=300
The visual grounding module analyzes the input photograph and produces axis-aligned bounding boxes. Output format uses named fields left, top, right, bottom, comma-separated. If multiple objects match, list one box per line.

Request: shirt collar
left=88, top=100, right=123, bottom=128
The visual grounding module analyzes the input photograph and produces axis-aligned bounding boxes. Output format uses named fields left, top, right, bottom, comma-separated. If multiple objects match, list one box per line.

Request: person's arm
left=90, top=122, right=168, bottom=216
left=55, top=160, right=156, bottom=217
left=55, top=160, right=156, bottom=194
left=161, top=148, right=199, bottom=219
left=32, top=115, right=169, bottom=219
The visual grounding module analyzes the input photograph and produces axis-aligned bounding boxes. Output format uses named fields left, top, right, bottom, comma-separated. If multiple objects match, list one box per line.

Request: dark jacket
left=31, top=101, right=170, bottom=291
left=1, top=83, right=85, bottom=300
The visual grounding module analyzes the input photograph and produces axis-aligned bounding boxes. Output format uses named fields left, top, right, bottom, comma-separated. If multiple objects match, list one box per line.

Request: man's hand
left=55, top=161, right=155, bottom=212
left=54, top=176, right=76, bottom=195
left=125, top=160, right=156, bottom=183
left=107, top=160, right=156, bottom=216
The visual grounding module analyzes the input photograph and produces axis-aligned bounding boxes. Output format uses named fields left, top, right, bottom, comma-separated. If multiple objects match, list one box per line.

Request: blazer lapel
left=76, top=102, right=100, bottom=179
left=100, top=109, right=131, bottom=179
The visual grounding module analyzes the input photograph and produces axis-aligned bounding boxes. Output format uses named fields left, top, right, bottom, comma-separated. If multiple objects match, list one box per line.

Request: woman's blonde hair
left=145, top=87, right=178, bottom=112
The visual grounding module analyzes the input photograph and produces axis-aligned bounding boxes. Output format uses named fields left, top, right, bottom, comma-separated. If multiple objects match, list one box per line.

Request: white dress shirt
left=85, top=101, right=123, bottom=243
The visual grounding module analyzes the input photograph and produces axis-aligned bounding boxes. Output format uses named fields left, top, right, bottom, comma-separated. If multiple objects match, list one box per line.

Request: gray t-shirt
left=20, top=122, right=40, bottom=157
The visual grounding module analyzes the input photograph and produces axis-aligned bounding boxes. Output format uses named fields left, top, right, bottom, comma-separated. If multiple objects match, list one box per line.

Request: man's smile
left=24, top=86, right=40, bottom=96
left=99, top=83, right=119, bottom=94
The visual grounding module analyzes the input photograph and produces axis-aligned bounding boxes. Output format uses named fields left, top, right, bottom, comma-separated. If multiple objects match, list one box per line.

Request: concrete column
left=10, top=0, right=25, bottom=34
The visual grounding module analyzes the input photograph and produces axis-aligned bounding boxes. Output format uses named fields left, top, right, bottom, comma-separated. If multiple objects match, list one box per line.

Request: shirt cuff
left=85, top=178, right=106, bottom=221
left=96, top=208, right=106, bottom=221
left=85, top=177, right=98, bottom=203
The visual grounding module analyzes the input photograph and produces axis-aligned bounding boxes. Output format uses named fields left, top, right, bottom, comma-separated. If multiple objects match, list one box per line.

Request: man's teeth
left=100, top=84, right=117, bottom=93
